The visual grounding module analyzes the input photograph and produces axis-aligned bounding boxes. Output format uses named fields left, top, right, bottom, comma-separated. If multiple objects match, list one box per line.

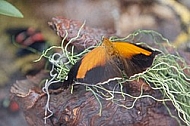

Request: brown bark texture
left=10, top=17, right=185, bottom=126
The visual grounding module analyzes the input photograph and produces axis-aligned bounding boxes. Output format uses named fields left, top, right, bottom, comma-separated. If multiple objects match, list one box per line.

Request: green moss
left=39, top=28, right=190, bottom=125
left=133, top=53, right=190, bottom=125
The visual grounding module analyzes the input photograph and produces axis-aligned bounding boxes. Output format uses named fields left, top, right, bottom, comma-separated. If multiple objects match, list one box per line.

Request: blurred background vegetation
left=0, top=0, right=189, bottom=126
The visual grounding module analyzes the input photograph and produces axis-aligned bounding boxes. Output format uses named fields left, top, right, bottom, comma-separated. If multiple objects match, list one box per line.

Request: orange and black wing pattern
left=65, top=38, right=160, bottom=86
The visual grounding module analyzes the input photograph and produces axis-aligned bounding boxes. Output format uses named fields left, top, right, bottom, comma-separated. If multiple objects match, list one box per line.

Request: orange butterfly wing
left=76, top=46, right=107, bottom=79
left=113, top=42, right=152, bottom=58
left=65, top=38, right=159, bottom=85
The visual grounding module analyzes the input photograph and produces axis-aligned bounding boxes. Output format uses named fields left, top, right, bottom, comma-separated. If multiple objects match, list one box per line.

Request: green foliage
left=0, top=0, right=23, bottom=18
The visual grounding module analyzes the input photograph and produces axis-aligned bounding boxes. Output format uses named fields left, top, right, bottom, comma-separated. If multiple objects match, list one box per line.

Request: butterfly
left=64, top=38, right=160, bottom=87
